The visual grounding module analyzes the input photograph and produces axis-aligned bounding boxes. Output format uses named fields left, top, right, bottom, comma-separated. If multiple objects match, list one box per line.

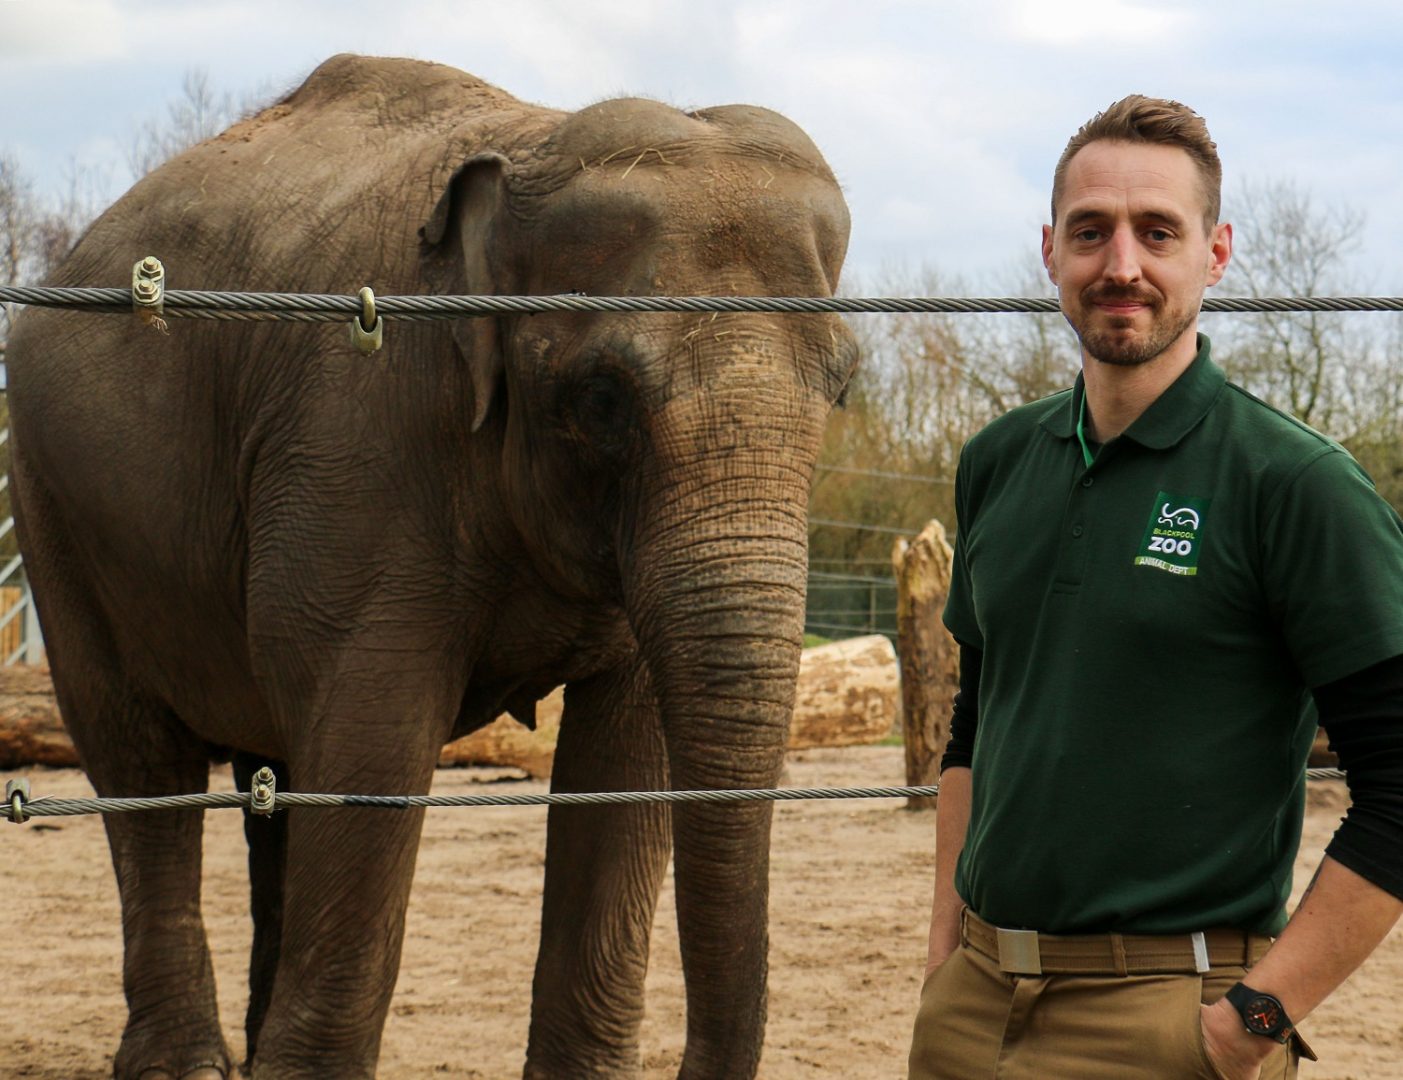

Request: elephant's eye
left=563, top=370, right=639, bottom=457
left=578, top=374, right=627, bottom=430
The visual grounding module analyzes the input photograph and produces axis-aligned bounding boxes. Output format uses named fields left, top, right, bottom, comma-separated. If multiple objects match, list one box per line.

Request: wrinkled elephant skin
left=6, top=55, right=857, bottom=1080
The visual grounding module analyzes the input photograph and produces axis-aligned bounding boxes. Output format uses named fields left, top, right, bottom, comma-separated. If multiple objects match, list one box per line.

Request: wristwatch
left=1224, top=982, right=1296, bottom=1045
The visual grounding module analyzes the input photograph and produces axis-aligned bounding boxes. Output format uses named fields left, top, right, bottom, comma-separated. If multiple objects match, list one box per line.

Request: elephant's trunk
left=624, top=383, right=823, bottom=1077
left=628, top=391, right=817, bottom=786
left=641, top=579, right=800, bottom=1079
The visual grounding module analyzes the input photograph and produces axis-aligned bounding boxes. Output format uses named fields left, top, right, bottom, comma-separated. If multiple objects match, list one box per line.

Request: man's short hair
left=1051, top=95, right=1222, bottom=231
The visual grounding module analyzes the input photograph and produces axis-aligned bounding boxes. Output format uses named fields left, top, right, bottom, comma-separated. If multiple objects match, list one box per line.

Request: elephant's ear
left=420, top=152, right=511, bottom=434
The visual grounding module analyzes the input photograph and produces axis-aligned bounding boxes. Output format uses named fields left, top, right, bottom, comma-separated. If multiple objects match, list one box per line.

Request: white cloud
left=1002, top=0, right=1196, bottom=44
left=0, top=0, right=126, bottom=67
left=379, top=0, right=679, bottom=106
left=733, top=2, right=805, bottom=54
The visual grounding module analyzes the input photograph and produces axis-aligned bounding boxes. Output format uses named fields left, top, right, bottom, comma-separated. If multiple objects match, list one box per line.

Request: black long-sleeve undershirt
left=1316, top=655, right=1403, bottom=900
left=937, top=642, right=981, bottom=775
left=938, top=645, right=1403, bottom=902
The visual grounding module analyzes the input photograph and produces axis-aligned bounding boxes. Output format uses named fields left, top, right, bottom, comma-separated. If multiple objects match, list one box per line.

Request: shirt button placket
left=1054, top=462, right=1096, bottom=587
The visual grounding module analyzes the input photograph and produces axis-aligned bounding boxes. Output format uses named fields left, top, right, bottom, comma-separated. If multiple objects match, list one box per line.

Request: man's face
left=1042, top=140, right=1232, bottom=367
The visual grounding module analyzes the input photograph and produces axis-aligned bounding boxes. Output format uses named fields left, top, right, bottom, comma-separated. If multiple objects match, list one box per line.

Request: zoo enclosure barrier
left=0, top=271, right=1389, bottom=803
left=0, top=428, right=43, bottom=665
left=2, top=276, right=1400, bottom=332
left=4, top=768, right=1349, bottom=825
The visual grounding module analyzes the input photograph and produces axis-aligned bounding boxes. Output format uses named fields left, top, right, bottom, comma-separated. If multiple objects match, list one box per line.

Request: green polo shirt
left=944, top=336, right=1403, bottom=935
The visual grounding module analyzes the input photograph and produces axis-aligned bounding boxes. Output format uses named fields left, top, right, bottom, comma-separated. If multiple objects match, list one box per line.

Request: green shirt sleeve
left=1263, top=446, right=1403, bottom=687
left=943, top=450, right=984, bottom=650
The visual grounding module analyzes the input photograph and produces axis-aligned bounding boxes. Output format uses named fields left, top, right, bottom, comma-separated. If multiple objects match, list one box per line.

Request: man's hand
left=923, top=913, right=961, bottom=980
left=1200, top=1000, right=1273, bottom=1080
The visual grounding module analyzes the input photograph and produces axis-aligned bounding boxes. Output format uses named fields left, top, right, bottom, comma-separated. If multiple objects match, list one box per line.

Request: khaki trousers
left=909, top=940, right=1300, bottom=1079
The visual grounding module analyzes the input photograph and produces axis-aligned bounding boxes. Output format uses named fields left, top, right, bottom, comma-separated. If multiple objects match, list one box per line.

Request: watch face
left=1244, top=996, right=1283, bottom=1034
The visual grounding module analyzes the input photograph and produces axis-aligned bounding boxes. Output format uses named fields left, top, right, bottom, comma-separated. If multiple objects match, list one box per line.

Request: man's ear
left=420, top=152, right=512, bottom=433
left=1205, top=221, right=1233, bottom=287
left=1042, top=223, right=1058, bottom=285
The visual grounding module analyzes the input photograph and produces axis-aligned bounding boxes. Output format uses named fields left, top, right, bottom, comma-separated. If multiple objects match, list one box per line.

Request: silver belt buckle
left=1192, top=931, right=1210, bottom=973
left=996, top=928, right=1043, bottom=975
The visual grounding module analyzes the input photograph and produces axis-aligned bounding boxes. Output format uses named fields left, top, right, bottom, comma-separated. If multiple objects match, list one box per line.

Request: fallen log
left=442, top=634, right=898, bottom=774
left=0, top=666, right=78, bottom=768
left=0, top=636, right=900, bottom=778
left=789, top=633, right=899, bottom=749
left=438, top=689, right=563, bottom=777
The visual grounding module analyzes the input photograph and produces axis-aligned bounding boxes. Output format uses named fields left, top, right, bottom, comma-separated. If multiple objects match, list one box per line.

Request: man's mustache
left=1084, top=285, right=1160, bottom=306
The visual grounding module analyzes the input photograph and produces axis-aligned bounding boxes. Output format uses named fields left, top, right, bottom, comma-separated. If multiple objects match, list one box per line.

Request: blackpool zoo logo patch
left=1135, top=491, right=1211, bottom=576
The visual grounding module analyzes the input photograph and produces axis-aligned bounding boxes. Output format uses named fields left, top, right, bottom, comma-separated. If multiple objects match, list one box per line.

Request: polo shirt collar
left=1038, top=334, right=1226, bottom=451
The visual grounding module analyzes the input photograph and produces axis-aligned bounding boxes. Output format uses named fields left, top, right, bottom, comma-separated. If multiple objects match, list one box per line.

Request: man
left=908, top=96, right=1403, bottom=1080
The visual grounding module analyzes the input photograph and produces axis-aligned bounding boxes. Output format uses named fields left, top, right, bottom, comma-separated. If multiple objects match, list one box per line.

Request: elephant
left=5, top=54, right=857, bottom=1080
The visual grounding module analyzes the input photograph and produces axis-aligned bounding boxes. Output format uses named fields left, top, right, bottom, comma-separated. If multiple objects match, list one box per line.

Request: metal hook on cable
left=350, top=286, right=383, bottom=354
left=6, top=778, right=31, bottom=824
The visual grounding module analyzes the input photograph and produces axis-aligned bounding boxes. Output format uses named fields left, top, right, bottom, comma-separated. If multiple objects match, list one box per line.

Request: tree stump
left=893, top=520, right=959, bottom=811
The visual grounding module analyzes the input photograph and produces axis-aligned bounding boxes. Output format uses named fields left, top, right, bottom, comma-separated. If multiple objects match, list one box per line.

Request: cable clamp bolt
left=131, top=255, right=166, bottom=320
left=6, top=778, right=31, bottom=824
left=350, top=286, right=383, bottom=354
left=250, top=767, right=277, bottom=816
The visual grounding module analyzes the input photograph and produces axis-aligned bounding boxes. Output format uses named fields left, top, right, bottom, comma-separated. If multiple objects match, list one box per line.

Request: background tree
left=806, top=264, right=1079, bottom=637
left=811, top=264, right=1076, bottom=566
left=1213, top=179, right=1403, bottom=507
left=126, top=69, right=250, bottom=179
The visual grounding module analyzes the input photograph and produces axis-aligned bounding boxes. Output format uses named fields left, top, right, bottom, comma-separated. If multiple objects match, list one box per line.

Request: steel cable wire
left=4, top=284, right=1403, bottom=321
left=6, top=770, right=1347, bottom=823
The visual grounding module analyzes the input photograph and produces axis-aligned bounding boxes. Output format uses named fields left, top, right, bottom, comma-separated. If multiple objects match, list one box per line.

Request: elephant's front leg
left=17, top=483, right=233, bottom=1080
left=107, top=795, right=232, bottom=1080
left=247, top=728, right=440, bottom=1079
left=70, top=691, right=232, bottom=1080
left=525, top=662, right=672, bottom=1079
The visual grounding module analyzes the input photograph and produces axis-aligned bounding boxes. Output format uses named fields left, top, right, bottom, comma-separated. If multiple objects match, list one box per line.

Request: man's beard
left=1068, top=286, right=1197, bottom=367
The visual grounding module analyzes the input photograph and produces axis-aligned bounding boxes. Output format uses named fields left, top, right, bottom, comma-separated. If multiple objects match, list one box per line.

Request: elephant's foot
left=118, top=1040, right=232, bottom=1080
left=115, top=1022, right=232, bottom=1080
left=524, top=1064, right=639, bottom=1080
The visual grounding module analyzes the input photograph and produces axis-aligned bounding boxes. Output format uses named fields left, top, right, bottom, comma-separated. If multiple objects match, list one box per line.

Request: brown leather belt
left=961, top=908, right=1272, bottom=976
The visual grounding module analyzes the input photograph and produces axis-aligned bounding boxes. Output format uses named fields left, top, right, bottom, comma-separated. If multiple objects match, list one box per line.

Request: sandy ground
left=2, top=746, right=1398, bottom=1079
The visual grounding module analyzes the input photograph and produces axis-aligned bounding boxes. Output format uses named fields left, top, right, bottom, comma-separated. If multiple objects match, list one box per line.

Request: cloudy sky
left=3, top=0, right=1401, bottom=292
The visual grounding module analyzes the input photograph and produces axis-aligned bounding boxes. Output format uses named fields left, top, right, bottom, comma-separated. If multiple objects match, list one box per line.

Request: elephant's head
left=422, top=93, right=855, bottom=1078
left=421, top=98, right=856, bottom=749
